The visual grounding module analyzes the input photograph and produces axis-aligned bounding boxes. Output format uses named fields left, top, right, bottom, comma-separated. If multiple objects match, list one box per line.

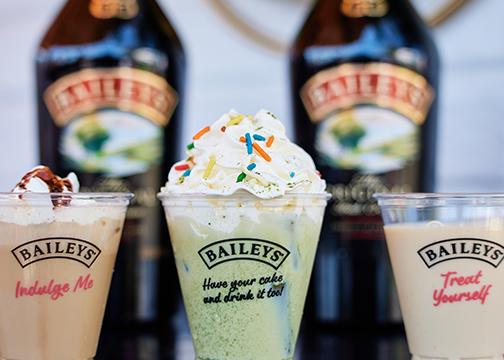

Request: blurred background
left=0, top=0, right=502, bottom=192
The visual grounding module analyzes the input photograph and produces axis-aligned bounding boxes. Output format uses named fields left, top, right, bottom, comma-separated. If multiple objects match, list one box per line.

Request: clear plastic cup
left=374, top=193, right=504, bottom=360
left=158, top=192, right=329, bottom=360
left=0, top=192, right=133, bottom=360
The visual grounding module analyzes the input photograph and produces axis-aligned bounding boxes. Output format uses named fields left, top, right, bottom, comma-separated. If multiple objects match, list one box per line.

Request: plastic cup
left=374, top=193, right=504, bottom=360
left=0, top=192, right=133, bottom=360
left=158, top=192, right=328, bottom=360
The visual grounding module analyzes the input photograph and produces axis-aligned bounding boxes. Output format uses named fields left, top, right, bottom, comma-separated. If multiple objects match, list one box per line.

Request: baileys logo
left=12, top=238, right=101, bottom=268
left=198, top=238, right=290, bottom=270
left=418, top=238, right=504, bottom=268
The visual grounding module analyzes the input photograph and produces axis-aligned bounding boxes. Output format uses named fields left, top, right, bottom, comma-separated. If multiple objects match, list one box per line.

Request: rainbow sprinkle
left=240, top=136, right=246, bottom=143
left=245, top=133, right=253, bottom=154
left=183, top=169, right=191, bottom=177
left=252, top=142, right=271, bottom=162
left=187, top=143, right=195, bottom=150
left=227, top=115, right=245, bottom=126
left=221, top=126, right=226, bottom=132
left=236, top=172, right=246, bottom=182
left=204, top=157, right=216, bottom=179
left=247, top=163, right=256, bottom=171
left=193, top=126, right=210, bottom=140
left=290, top=172, right=295, bottom=178
left=253, top=134, right=265, bottom=141
left=266, top=136, right=274, bottom=148
left=174, top=164, right=189, bottom=171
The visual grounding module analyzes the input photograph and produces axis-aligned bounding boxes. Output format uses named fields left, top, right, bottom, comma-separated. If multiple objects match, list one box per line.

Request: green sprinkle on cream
left=236, top=172, right=246, bottom=182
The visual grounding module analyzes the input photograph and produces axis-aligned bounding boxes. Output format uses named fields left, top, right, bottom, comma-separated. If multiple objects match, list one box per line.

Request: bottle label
left=340, top=0, right=389, bottom=18
left=44, top=67, right=178, bottom=177
left=89, top=0, right=139, bottom=19
left=301, top=63, right=433, bottom=126
left=300, top=62, right=434, bottom=174
left=301, top=63, right=434, bottom=240
left=44, top=67, right=177, bottom=128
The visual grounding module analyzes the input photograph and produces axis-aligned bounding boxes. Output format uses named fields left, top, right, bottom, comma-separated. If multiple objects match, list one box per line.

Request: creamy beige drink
left=0, top=167, right=132, bottom=360
left=384, top=222, right=504, bottom=360
left=159, top=110, right=328, bottom=360
left=376, top=193, right=504, bottom=360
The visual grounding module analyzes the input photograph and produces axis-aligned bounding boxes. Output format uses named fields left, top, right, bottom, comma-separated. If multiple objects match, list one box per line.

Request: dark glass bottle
left=290, top=0, right=438, bottom=332
left=36, top=0, right=185, bottom=331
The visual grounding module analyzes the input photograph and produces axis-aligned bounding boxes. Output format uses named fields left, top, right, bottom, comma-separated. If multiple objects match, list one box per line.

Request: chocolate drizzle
left=13, top=166, right=73, bottom=206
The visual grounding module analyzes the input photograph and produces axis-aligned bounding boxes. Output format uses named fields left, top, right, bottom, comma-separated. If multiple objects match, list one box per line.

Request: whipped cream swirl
left=12, top=166, right=80, bottom=193
left=162, top=109, right=326, bottom=198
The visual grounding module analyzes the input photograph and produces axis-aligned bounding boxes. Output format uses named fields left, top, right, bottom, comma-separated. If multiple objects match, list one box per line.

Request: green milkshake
left=158, top=109, right=328, bottom=360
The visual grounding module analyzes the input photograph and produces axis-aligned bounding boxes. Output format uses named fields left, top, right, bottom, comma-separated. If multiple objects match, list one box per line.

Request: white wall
left=429, top=0, right=504, bottom=192
left=0, top=0, right=502, bottom=193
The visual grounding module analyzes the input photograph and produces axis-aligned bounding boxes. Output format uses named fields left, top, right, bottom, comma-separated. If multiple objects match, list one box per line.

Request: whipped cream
left=161, top=109, right=326, bottom=198
left=0, top=166, right=127, bottom=225
left=12, top=166, right=79, bottom=193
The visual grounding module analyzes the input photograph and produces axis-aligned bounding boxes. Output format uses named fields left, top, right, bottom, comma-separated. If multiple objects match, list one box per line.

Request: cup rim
left=373, top=193, right=504, bottom=206
left=0, top=192, right=134, bottom=206
left=0, top=192, right=134, bottom=198
left=157, top=192, right=331, bottom=202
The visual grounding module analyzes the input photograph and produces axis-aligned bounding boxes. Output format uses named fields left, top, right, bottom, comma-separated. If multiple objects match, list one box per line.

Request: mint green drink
left=160, top=193, right=327, bottom=360
left=159, top=110, right=328, bottom=360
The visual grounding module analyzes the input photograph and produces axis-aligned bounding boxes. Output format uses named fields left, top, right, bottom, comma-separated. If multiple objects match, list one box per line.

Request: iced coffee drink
left=375, top=193, right=504, bottom=360
left=0, top=166, right=132, bottom=360
left=159, top=110, right=328, bottom=360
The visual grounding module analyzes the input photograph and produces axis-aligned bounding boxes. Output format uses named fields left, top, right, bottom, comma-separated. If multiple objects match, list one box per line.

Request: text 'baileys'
left=418, top=238, right=504, bottom=268
left=198, top=239, right=290, bottom=270
left=12, top=238, right=101, bottom=268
